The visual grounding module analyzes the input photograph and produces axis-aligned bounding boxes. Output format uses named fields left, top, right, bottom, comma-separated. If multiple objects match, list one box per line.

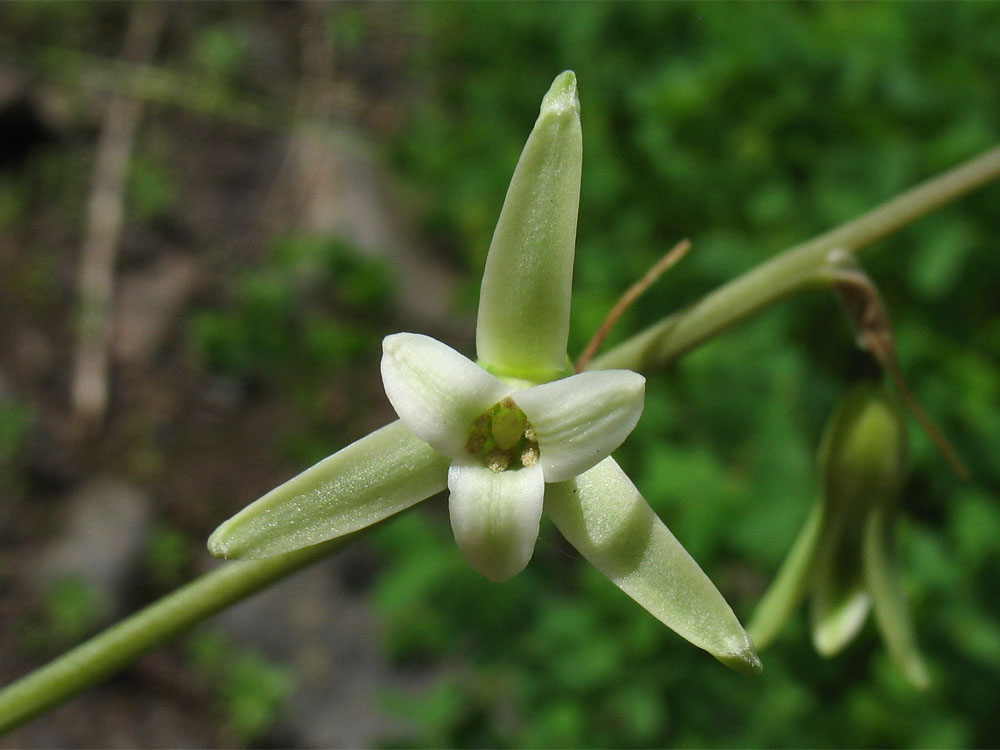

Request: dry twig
left=575, top=239, right=691, bottom=372
left=834, top=266, right=969, bottom=478
left=70, top=4, right=167, bottom=426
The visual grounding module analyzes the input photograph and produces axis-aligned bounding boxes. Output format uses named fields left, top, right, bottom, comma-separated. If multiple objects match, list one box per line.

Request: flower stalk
left=588, top=143, right=1000, bottom=374
left=0, top=535, right=352, bottom=734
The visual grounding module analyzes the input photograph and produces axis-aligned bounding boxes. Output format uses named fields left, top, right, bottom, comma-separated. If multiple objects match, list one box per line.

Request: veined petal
left=448, top=459, right=544, bottom=582
left=514, top=370, right=645, bottom=482
left=208, top=421, right=449, bottom=559
left=476, top=71, right=582, bottom=381
left=545, top=457, right=762, bottom=674
left=382, top=333, right=511, bottom=457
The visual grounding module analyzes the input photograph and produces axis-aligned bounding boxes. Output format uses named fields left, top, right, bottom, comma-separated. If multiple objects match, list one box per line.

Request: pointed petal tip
left=381, top=331, right=409, bottom=356
left=716, top=642, right=764, bottom=675
left=206, top=528, right=231, bottom=559
left=541, top=71, right=579, bottom=117
left=622, top=369, right=646, bottom=395
left=207, top=523, right=259, bottom=560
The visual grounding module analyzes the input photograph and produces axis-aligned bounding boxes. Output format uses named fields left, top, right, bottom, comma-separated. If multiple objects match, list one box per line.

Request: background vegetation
left=1, top=3, right=998, bottom=747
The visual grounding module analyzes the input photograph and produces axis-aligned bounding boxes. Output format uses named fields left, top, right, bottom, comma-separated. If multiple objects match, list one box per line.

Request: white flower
left=381, top=332, right=645, bottom=581
left=208, top=71, right=761, bottom=673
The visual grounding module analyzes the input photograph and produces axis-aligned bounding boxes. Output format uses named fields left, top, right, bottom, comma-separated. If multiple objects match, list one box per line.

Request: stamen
left=487, top=448, right=510, bottom=473
left=466, top=400, right=537, bottom=473
left=520, top=443, right=539, bottom=467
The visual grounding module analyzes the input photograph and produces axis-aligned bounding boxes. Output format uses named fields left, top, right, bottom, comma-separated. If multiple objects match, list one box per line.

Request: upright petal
left=382, top=333, right=511, bottom=457
left=514, top=370, right=645, bottom=482
left=476, top=71, right=582, bottom=382
left=448, top=459, right=545, bottom=582
left=545, top=457, right=762, bottom=674
left=209, top=420, right=450, bottom=559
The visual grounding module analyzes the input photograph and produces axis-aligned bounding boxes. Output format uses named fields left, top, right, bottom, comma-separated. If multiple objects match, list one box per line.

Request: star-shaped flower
left=381, top=331, right=644, bottom=582
left=209, top=71, right=761, bottom=673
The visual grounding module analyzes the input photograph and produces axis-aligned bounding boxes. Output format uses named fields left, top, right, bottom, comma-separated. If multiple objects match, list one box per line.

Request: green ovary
left=466, top=397, right=539, bottom=472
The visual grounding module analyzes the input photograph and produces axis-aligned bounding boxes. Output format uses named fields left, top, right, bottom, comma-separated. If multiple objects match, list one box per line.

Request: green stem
left=588, top=144, right=1000, bottom=373
left=0, top=535, right=352, bottom=734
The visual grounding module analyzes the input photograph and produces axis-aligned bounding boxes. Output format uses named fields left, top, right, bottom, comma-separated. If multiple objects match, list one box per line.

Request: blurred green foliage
left=368, top=3, right=1000, bottom=748
left=186, top=630, right=296, bottom=745
left=188, top=234, right=396, bottom=467
left=190, top=234, right=392, bottom=390
left=126, top=150, right=177, bottom=225
left=0, top=398, right=34, bottom=502
left=18, top=576, right=109, bottom=656
left=188, top=24, right=253, bottom=85
left=142, top=523, right=198, bottom=590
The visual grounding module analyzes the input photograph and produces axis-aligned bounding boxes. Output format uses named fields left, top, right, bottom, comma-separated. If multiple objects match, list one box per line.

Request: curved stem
left=0, top=535, right=352, bottom=735
left=588, top=144, right=1000, bottom=373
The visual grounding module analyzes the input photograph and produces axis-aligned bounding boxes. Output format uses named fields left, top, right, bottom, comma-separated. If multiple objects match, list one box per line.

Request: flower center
left=466, top=396, right=539, bottom=472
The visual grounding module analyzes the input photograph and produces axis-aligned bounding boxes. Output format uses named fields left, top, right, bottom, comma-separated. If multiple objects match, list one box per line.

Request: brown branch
left=70, top=4, right=167, bottom=427
left=575, top=239, right=691, bottom=372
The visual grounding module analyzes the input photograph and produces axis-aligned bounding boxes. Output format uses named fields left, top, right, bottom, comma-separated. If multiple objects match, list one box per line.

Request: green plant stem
left=0, top=535, right=351, bottom=734
left=588, top=144, right=1000, bottom=373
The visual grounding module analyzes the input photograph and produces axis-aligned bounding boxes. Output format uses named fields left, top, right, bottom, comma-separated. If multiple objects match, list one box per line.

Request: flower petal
left=748, top=501, right=824, bottom=650
left=544, top=457, right=762, bottom=674
left=381, top=333, right=511, bottom=457
left=476, top=71, right=582, bottom=382
left=514, top=370, right=645, bottom=482
left=809, top=514, right=870, bottom=656
left=448, top=459, right=544, bottom=582
left=863, top=504, right=930, bottom=688
left=208, top=421, right=449, bottom=559
left=810, top=584, right=871, bottom=657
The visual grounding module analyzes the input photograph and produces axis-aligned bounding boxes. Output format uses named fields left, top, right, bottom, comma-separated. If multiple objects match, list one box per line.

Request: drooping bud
left=819, top=383, right=907, bottom=520
left=750, top=383, right=928, bottom=687
left=811, top=384, right=907, bottom=655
